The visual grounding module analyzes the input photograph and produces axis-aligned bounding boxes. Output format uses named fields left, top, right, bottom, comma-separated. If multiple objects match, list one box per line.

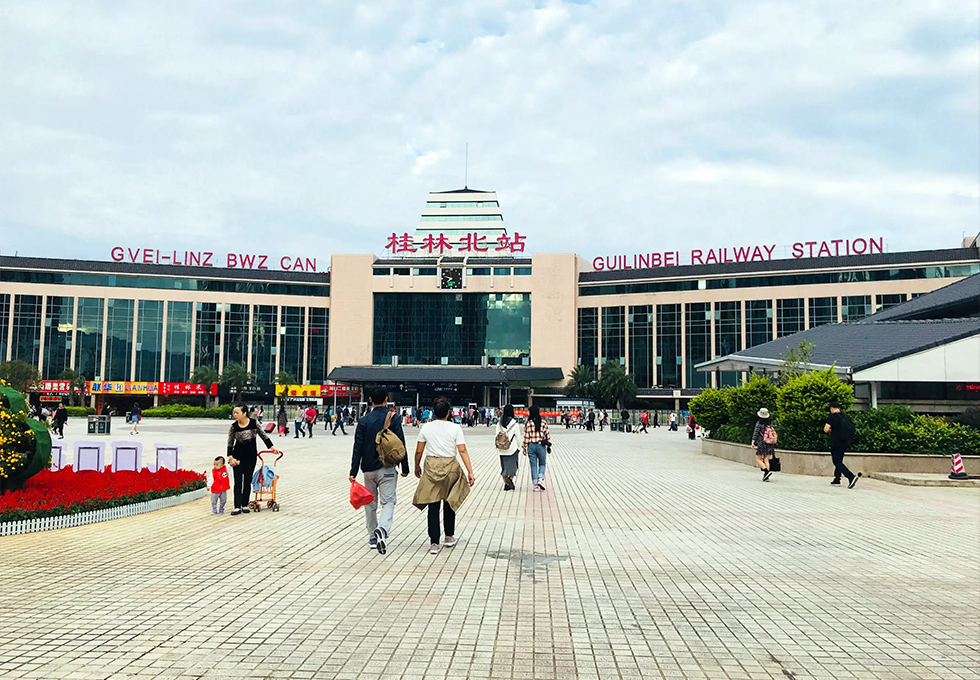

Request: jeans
left=831, top=446, right=854, bottom=483
left=232, top=458, right=256, bottom=508
left=211, top=491, right=227, bottom=513
left=427, top=501, right=455, bottom=544
left=528, top=442, right=547, bottom=482
left=362, top=467, right=398, bottom=537
left=333, top=419, right=347, bottom=435
left=294, top=422, right=304, bottom=437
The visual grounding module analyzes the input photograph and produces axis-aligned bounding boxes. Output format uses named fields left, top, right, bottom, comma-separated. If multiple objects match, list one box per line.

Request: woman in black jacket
left=227, top=403, right=281, bottom=514
left=750, top=408, right=776, bottom=482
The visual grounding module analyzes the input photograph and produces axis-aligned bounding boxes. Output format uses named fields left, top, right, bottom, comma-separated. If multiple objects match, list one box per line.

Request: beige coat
left=412, top=456, right=471, bottom=512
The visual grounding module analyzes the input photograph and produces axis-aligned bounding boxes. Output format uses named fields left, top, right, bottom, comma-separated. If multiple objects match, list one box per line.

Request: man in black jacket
left=349, top=385, right=409, bottom=555
left=824, top=402, right=860, bottom=488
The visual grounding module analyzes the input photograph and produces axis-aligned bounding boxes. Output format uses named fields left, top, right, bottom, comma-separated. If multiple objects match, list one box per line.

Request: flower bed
left=0, top=467, right=205, bottom=523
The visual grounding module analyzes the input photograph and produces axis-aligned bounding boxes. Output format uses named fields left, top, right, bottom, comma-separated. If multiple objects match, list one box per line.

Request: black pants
left=53, top=421, right=65, bottom=437
left=427, top=501, right=455, bottom=544
left=307, top=421, right=314, bottom=438
left=332, top=419, right=346, bottom=435
left=639, top=423, right=648, bottom=433
left=831, top=446, right=854, bottom=482
left=233, top=457, right=257, bottom=508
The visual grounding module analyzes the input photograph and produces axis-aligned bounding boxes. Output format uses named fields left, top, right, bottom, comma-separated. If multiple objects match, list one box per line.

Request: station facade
left=2, top=188, right=978, bottom=409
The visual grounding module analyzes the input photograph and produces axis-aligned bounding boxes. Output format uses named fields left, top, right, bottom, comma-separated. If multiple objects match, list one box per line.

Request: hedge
left=142, top=404, right=234, bottom=419
left=64, top=407, right=95, bottom=417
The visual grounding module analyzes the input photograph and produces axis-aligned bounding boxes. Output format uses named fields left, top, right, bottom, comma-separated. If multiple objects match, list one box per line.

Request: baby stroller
left=248, top=449, right=282, bottom=512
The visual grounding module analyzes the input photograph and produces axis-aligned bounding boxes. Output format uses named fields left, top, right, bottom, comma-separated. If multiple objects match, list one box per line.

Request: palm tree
left=565, top=365, right=597, bottom=400
left=191, top=365, right=221, bottom=407
left=220, top=363, right=255, bottom=401
left=0, top=360, right=40, bottom=394
left=275, top=371, right=298, bottom=386
left=597, top=360, right=637, bottom=409
left=57, top=368, right=86, bottom=406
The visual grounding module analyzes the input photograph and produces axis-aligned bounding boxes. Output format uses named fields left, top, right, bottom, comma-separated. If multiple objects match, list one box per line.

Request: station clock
left=440, top=267, right=463, bottom=290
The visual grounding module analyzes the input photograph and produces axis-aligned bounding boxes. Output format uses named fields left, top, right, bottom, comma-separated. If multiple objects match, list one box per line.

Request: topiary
left=727, top=374, right=778, bottom=431
left=774, top=368, right=854, bottom=452
left=0, top=384, right=52, bottom=493
left=953, top=407, right=980, bottom=431
left=688, top=388, right=730, bottom=433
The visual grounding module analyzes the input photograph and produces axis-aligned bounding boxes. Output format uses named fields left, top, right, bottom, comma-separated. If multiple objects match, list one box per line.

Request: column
left=709, top=301, right=716, bottom=388
left=37, top=294, right=48, bottom=376
left=129, top=299, right=140, bottom=381
left=98, top=297, right=109, bottom=380
left=159, top=301, right=169, bottom=381
left=69, top=298, right=79, bottom=370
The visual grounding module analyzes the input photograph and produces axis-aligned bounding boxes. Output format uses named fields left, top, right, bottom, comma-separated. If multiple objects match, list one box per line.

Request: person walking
left=305, top=405, right=317, bottom=438
left=495, top=404, right=522, bottom=491
left=668, top=411, right=678, bottom=431
left=294, top=405, right=306, bottom=438
left=824, top=402, right=860, bottom=488
left=587, top=409, right=595, bottom=432
left=687, top=415, right=698, bottom=440
left=653, top=411, right=659, bottom=428
left=52, top=403, right=69, bottom=439
left=522, top=404, right=551, bottom=491
left=639, top=410, right=649, bottom=434
left=350, top=386, right=409, bottom=555
left=413, top=398, right=476, bottom=555
left=227, top=403, right=281, bottom=515
left=129, top=403, right=142, bottom=435
left=620, top=408, right=630, bottom=432
left=276, top=405, right=288, bottom=437
left=333, top=407, right=347, bottom=436
left=750, top=408, right=776, bottom=482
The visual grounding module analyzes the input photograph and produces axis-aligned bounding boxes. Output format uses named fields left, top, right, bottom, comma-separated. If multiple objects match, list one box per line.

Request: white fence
left=0, top=487, right=206, bottom=537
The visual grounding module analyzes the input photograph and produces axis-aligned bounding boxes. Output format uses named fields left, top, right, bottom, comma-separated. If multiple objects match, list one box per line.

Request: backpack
left=376, top=411, right=407, bottom=467
left=839, top=413, right=856, bottom=443
left=763, top=426, right=778, bottom=445
left=495, top=421, right=514, bottom=450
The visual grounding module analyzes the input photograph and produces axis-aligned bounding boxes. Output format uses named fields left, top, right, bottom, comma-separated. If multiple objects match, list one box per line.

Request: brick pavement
left=0, top=418, right=977, bottom=679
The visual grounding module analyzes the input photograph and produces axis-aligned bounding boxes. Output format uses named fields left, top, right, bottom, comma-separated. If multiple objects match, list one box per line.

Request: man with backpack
left=349, top=385, right=409, bottom=556
left=824, top=401, right=861, bottom=488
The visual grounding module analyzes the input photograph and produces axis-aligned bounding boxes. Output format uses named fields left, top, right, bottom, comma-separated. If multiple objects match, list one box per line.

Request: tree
left=57, top=368, right=86, bottom=406
left=727, top=373, right=778, bottom=431
left=778, top=341, right=816, bottom=385
left=220, top=363, right=255, bottom=400
left=774, top=368, right=854, bottom=451
left=564, top=365, right=597, bottom=401
left=275, top=371, right=298, bottom=386
left=0, top=360, right=40, bottom=394
left=597, top=360, right=637, bottom=409
left=687, top=388, right=730, bottom=433
left=191, top=365, right=221, bottom=407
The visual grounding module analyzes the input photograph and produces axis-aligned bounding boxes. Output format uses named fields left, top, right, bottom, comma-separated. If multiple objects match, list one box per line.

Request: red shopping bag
left=350, top=480, right=374, bottom=509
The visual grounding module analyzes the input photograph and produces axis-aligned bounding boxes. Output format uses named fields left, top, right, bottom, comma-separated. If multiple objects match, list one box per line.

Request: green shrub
left=143, top=404, right=234, bottom=419
left=64, top=406, right=95, bottom=417
left=688, top=388, right=730, bottom=433
left=848, top=408, right=980, bottom=455
left=774, top=369, right=854, bottom=452
left=953, top=407, right=980, bottom=431
left=727, top=374, right=778, bottom=431
left=711, top=424, right=751, bottom=445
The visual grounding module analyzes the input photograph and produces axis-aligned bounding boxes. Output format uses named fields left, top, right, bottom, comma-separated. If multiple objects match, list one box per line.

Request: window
left=223, top=304, right=249, bottom=369
left=43, top=297, right=74, bottom=379
left=467, top=268, right=491, bottom=276
left=373, top=268, right=390, bottom=276
left=656, top=304, right=682, bottom=388
left=601, top=307, right=625, bottom=365
left=11, top=295, right=42, bottom=366
left=195, top=303, right=221, bottom=371
left=135, top=300, right=164, bottom=382
left=577, top=308, right=598, bottom=368
left=686, top=303, right=711, bottom=388
left=746, top=300, right=773, bottom=348
left=808, top=297, right=838, bottom=328
left=0, top=294, right=9, bottom=362
left=251, top=305, right=277, bottom=384
left=165, top=302, right=193, bottom=382
left=841, top=296, right=872, bottom=322
left=373, top=293, right=530, bottom=366
left=306, top=308, right=329, bottom=383
left=628, top=305, right=654, bottom=389
left=279, top=307, right=305, bottom=381
left=412, top=268, right=437, bottom=276
left=513, top=268, right=532, bottom=276
left=75, top=298, right=104, bottom=379
left=0, top=270, right=329, bottom=296
left=776, top=299, right=804, bottom=338
left=876, top=294, right=907, bottom=311
left=493, top=268, right=511, bottom=276
left=714, top=302, right=742, bottom=387
left=104, top=299, right=134, bottom=381
left=393, top=268, right=411, bottom=276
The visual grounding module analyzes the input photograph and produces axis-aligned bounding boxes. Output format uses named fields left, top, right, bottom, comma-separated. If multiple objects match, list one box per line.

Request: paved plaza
left=1, top=418, right=978, bottom=680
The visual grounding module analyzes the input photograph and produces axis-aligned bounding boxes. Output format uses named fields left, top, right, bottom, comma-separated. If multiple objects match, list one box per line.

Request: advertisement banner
left=88, top=382, right=159, bottom=394
left=31, top=380, right=87, bottom=395
left=159, top=382, right=218, bottom=396
left=275, top=384, right=362, bottom=398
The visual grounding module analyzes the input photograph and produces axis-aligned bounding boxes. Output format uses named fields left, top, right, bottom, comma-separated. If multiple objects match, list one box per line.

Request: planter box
left=0, top=487, right=206, bottom=537
left=701, top=439, right=980, bottom=477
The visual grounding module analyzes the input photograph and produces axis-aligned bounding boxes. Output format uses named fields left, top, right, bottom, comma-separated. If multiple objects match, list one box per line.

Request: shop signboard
left=30, top=380, right=87, bottom=396
left=217, top=383, right=274, bottom=401
left=275, top=384, right=362, bottom=398
left=88, top=382, right=160, bottom=395
left=160, top=382, right=217, bottom=396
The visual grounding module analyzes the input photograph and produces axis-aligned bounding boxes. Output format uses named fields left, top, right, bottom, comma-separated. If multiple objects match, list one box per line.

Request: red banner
left=159, top=382, right=218, bottom=396
left=31, top=380, right=87, bottom=395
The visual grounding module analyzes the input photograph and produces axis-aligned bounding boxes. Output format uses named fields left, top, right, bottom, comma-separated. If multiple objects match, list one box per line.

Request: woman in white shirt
left=413, top=398, right=476, bottom=554
left=494, top=404, right=522, bottom=491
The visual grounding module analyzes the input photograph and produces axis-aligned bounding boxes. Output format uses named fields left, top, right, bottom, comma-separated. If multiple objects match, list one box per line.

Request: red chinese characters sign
left=386, top=232, right=526, bottom=255
left=31, top=381, right=87, bottom=395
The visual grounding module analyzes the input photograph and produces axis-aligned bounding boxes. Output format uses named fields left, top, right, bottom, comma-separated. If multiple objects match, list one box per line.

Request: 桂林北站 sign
left=592, top=237, right=884, bottom=271
left=110, top=247, right=317, bottom=272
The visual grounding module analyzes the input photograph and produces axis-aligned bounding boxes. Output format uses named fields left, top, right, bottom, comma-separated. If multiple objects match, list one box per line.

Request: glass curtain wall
left=135, top=300, right=164, bottom=382
left=685, top=303, right=711, bottom=389
left=43, top=297, right=74, bottom=379
left=104, top=299, right=134, bottom=381
left=808, top=297, right=838, bottom=328
left=745, top=300, right=773, bottom=348
left=601, top=306, right=626, bottom=366
left=223, top=304, right=250, bottom=370
left=279, top=307, right=305, bottom=381
left=714, top=301, right=742, bottom=387
left=628, top=305, right=654, bottom=389
left=251, top=305, right=277, bottom=384
left=306, top=308, right=329, bottom=384
left=656, top=304, right=681, bottom=388
left=841, top=295, right=872, bottom=322
left=0, top=294, right=9, bottom=362
left=11, top=295, right=43, bottom=365
left=876, top=294, right=907, bottom=311
left=776, top=299, right=804, bottom=338
left=74, top=298, right=104, bottom=379
left=195, top=303, right=221, bottom=371
left=577, top=308, right=598, bottom=368
left=166, top=302, right=194, bottom=382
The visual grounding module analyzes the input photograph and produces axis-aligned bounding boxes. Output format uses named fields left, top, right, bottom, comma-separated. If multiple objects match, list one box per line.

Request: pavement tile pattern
left=0, top=419, right=977, bottom=679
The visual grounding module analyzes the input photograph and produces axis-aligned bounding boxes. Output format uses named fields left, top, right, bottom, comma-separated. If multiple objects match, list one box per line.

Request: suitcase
left=264, top=422, right=275, bottom=433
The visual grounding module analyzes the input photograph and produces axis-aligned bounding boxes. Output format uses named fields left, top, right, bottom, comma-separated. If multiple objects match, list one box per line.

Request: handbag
left=768, top=455, right=781, bottom=473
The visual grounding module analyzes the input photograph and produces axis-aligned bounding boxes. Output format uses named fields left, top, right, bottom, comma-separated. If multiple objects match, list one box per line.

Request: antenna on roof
left=464, top=143, right=468, bottom=189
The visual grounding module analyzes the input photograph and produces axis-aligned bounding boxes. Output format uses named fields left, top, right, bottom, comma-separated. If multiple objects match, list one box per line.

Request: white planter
left=0, top=486, right=206, bottom=537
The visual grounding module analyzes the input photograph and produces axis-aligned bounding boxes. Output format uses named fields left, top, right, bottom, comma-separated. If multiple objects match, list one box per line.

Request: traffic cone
left=949, top=452, right=968, bottom=480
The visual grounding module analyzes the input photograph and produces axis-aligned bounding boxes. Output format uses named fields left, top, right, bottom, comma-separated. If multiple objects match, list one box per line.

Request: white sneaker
left=429, top=543, right=442, bottom=555
left=443, top=536, right=458, bottom=548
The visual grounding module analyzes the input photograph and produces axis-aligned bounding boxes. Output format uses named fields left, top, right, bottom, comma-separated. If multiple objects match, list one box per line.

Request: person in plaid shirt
left=522, top=405, right=551, bottom=491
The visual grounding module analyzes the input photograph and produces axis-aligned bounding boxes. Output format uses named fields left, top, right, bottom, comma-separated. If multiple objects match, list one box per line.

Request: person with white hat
left=750, top=407, right=777, bottom=481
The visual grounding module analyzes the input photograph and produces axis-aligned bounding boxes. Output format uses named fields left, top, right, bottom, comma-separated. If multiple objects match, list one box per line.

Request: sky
left=1, top=0, right=978, bottom=269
